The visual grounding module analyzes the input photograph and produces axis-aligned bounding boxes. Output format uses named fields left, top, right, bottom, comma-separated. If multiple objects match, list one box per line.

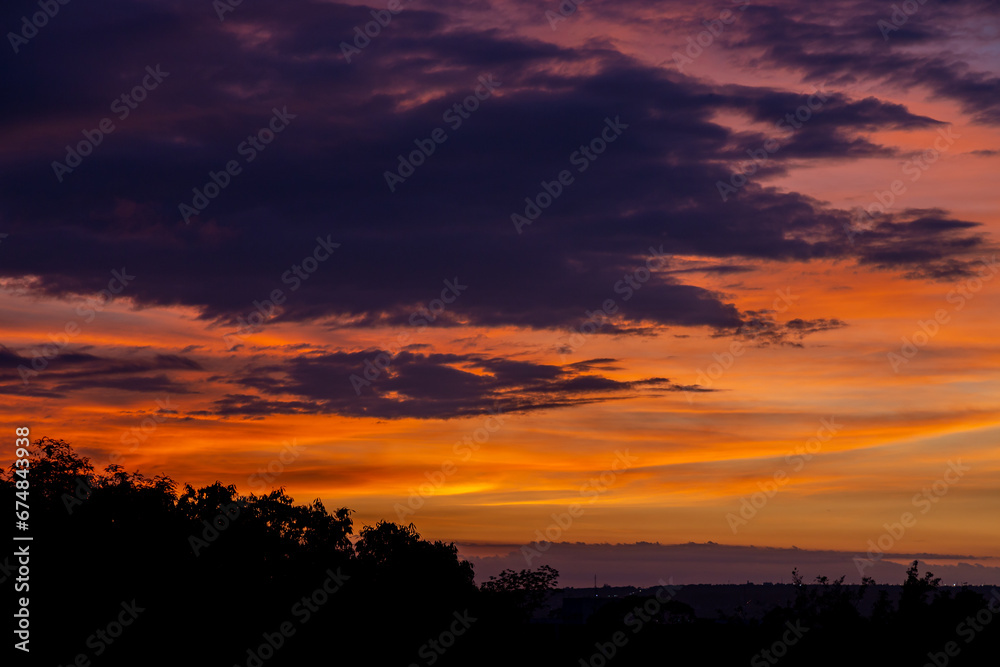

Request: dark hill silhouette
left=3, top=438, right=998, bottom=666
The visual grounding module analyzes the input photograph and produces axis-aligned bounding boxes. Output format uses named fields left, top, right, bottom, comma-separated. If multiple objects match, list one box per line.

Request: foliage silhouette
left=3, top=438, right=998, bottom=667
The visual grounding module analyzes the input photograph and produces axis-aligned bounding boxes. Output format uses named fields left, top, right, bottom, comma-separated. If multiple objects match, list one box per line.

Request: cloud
left=709, top=314, right=849, bottom=348
left=0, top=0, right=989, bottom=342
left=0, top=349, right=204, bottom=398
left=731, top=0, right=1000, bottom=124
left=852, top=210, right=991, bottom=279
left=216, top=351, right=702, bottom=419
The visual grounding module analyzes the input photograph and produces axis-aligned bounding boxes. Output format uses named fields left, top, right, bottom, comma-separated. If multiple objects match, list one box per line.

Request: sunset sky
left=2, top=0, right=999, bottom=574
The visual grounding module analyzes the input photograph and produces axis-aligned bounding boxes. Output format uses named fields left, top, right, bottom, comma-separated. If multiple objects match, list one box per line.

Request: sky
left=1, top=0, right=999, bottom=580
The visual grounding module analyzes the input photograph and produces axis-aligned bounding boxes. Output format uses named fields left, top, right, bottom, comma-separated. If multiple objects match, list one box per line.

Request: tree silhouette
left=5, top=438, right=999, bottom=667
left=481, top=564, right=560, bottom=620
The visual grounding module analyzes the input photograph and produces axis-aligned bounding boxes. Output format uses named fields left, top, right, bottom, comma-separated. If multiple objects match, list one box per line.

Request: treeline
left=3, top=438, right=998, bottom=666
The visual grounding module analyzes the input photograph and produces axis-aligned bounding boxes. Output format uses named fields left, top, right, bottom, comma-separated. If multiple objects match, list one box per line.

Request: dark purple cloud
left=0, top=0, right=992, bottom=343
left=212, top=351, right=704, bottom=419
left=0, top=347, right=203, bottom=397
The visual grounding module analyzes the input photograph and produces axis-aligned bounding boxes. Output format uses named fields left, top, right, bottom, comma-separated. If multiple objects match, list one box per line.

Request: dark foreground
left=5, top=438, right=999, bottom=666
